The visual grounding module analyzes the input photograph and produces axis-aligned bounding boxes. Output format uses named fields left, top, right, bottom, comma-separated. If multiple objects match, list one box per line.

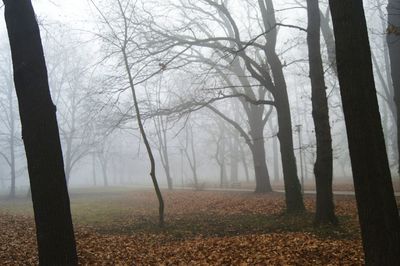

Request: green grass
left=0, top=188, right=360, bottom=242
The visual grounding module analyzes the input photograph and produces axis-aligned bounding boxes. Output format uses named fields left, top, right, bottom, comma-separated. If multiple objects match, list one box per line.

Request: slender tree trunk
left=92, top=152, right=97, bottom=186
left=9, top=103, right=16, bottom=199
left=320, top=8, right=337, bottom=75
left=122, top=46, right=164, bottom=226
left=239, top=143, right=250, bottom=182
left=269, top=119, right=280, bottom=182
left=275, top=94, right=305, bottom=212
left=64, top=139, right=72, bottom=184
left=3, top=0, right=77, bottom=264
left=306, top=0, right=337, bottom=225
left=387, top=0, right=400, bottom=175
left=162, top=130, right=173, bottom=190
left=100, top=159, right=108, bottom=187
left=230, top=134, right=239, bottom=183
left=164, top=163, right=173, bottom=190
left=329, top=0, right=400, bottom=263
left=230, top=103, right=240, bottom=182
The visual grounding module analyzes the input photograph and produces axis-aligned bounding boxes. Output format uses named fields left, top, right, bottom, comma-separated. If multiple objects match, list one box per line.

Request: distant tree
left=180, top=120, right=200, bottom=188
left=2, top=0, right=77, bottom=264
left=306, top=0, right=337, bottom=225
left=145, top=80, right=174, bottom=190
left=144, top=0, right=304, bottom=211
left=387, top=0, right=400, bottom=174
left=329, top=0, right=400, bottom=264
left=90, top=0, right=164, bottom=226
left=0, top=50, right=21, bottom=199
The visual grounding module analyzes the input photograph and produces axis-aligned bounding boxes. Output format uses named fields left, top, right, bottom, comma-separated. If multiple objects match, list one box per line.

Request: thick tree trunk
left=248, top=107, right=272, bottom=193
left=306, top=0, right=337, bottom=225
left=259, top=0, right=305, bottom=209
left=275, top=94, right=305, bottom=212
left=3, top=0, right=77, bottom=264
left=387, top=0, right=400, bottom=174
left=249, top=139, right=272, bottom=193
left=329, top=0, right=400, bottom=264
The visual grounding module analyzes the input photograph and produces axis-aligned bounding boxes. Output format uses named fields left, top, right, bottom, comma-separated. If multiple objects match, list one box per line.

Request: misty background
left=0, top=0, right=396, bottom=193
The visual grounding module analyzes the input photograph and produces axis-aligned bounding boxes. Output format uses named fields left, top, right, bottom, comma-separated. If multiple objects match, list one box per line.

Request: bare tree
left=2, top=0, right=77, bottom=263
left=306, top=0, right=337, bottom=225
left=0, top=49, right=21, bottom=198
left=329, top=0, right=400, bottom=263
left=90, top=0, right=164, bottom=226
left=141, top=0, right=304, bottom=211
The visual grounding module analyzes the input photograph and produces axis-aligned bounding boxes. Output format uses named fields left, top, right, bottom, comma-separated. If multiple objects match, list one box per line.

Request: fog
left=0, top=0, right=396, bottom=195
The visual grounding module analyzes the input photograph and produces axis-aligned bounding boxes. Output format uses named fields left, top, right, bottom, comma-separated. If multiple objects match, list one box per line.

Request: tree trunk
left=329, top=0, right=400, bottom=263
left=387, top=0, right=400, bottom=175
left=248, top=107, right=272, bottom=193
left=269, top=119, right=280, bottom=182
left=275, top=94, right=305, bottom=212
left=230, top=134, right=239, bottom=183
left=100, top=160, right=108, bottom=187
left=306, top=0, right=337, bottom=225
left=3, top=0, right=77, bottom=264
left=230, top=104, right=240, bottom=182
left=164, top=163, right=173, bottom=190
left=239, top=143, right=250, bottom=182
left=9, top=120, right=16, bottom=199
left=258, top=0, right=305, bottom=210
left=92, top=152, right=97, bottom=186
left=249, top=137, right=272, bottom=193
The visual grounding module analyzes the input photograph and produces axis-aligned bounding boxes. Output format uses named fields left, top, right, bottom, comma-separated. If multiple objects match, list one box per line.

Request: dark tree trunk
left=275, top=94, right=305, bottom=212
left=329, top=0, right=400, bottom=264
left=248, top=107, right=272, bottom=193
left=257, top=0, right=304, bottom=212
left=249, top=138, right=272, bottom=193
left=387, top=0, right=400, bottom=175
left=306, top=0, right=337, bottom=226
left=320, top=8, right=337, bottom=76
left=3, top=0, right=78, bottom=264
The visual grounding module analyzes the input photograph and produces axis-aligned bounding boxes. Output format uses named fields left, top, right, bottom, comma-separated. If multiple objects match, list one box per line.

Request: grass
left=0, top=188, right=361, bottom=242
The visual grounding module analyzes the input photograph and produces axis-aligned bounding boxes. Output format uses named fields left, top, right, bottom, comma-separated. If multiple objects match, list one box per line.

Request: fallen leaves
left=0, top=190, right=364, bottom=265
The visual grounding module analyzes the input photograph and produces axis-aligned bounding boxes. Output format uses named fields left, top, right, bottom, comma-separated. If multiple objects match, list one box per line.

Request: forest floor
left=0, top=188, right=372, bottom=265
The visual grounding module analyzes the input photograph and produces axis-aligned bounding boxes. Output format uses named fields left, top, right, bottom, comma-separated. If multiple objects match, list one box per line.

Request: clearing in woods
left=0, top=188, right=367, bottom=265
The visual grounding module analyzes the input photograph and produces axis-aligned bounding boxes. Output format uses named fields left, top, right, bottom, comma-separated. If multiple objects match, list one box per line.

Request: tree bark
left=275, top=93, right=305, bottom=212
left=3, top=0, right=77, bottom=264
left=248, top=118, right=272, bottom=192
left=387, top=0, right=400, bottom=174
left=258, top=0, right=305, bottom=211
left=329, top=0, right=400, bottom=264
left=306, top=0, right=337, bottom=225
